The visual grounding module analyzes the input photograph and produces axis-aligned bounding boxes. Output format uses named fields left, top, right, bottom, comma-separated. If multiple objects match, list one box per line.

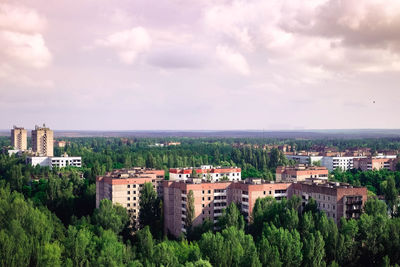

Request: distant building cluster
left=9, top=125, right=81, bottom=169
left=149, top=142, right=181, bottom=148
left=96, top=166, right=367, bottom=237
left=284, top=146, right=398, bottom=171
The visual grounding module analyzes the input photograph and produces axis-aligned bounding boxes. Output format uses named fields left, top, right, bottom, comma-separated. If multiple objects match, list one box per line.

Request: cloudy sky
left=1, top=0, right=400, bottom=130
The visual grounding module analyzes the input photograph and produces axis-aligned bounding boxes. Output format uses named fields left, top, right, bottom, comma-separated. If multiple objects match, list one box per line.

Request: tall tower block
left=32, top=124, right=54, bottom=156
left=11, top=126, right=27, bottom=150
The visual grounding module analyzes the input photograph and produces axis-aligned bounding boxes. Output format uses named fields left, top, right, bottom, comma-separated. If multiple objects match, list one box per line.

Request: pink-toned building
left=353, top=157, right=398, bottom=171
left=276, top=165, right=329, bottom=182
left=96, top=168, right=165, bottom=222
left=163, top=178, right=367, bottom=237
left=292, top=181, right=367, bottom=223
left=169, top=165, right=241, bottom=182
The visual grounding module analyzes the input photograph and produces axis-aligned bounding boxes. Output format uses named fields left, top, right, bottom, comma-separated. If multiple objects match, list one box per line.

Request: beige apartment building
left=96, top=168, right=165, bottom=223
left=32, top=124, right=54, bottom=156
left=275, top=165, right=329, bottom=182
left=353, top=157, right=398, bottom=171
left=11, top=126, right=27, bottom=150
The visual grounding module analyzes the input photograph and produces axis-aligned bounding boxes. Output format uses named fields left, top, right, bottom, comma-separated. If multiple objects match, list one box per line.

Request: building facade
left=353, top=157, right=398, bottom=171
left=276, top=165, right=329, bottom=182
left=169, top=165, right=241, bottom=182
left=321, top=156, right=362, bottom=171
left=32, top=124, right=54, bottom=156
left=163, top=178, right=367, bottom=237
left=292, top=182, right=367, bottom=223
left=27, top=154, right=82, bottom=169
left=11, top=126, right=27, bottom=151
left=96, top=168, right=165, bottom=222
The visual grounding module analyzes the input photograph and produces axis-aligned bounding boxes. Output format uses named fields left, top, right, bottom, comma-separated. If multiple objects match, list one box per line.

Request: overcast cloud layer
left=1, top=0, right=400, bottom=130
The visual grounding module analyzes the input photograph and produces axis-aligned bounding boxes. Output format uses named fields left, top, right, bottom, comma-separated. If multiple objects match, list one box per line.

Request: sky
left=1, top=0, right=400, bottom=130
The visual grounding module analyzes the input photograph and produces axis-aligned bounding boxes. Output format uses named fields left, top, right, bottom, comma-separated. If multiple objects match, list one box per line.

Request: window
left=127, top=203, right=130, bottom=207
left=127, top=197, right=130, bottom=201
left=202, top=204, right=205, bottom=207
left=202, top=197, right=204, bottom=201
left=134, top=197, right=136, bottom=200
left=202, top=190, right=204, bottom=194
left=263, top=191, right=266, bottom=195
left=208, top=190, right=211, bottom=194
left=208, top=197, right=211, bottom=200
left=127, top=185, right=130, bottom=188
left=127, top=191, right=130, bottom=194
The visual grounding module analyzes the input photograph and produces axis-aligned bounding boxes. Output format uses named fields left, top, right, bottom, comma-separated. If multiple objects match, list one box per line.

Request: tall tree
left=185, top=190, right=195, bottom=231
left=139, top=182, right=162, bottom=236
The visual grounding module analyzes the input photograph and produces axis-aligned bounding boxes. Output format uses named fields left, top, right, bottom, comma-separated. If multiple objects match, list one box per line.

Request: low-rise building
left=276, top=165, right=329, bottom=182
left=27, top=153, right=82, bottom=169
left=353, top=157, right=398, bottom=171
left=169, top=165, right=241, bottom=182
left=96, top=168, right=165, bottom=223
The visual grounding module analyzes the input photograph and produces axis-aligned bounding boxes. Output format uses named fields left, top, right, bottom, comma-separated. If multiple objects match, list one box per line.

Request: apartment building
left=163, top=178, right=294, bottom=237
left=321, top=156, right=363, bottom=171
left=96, top=168, right=165, bottom=222
left=11, top=126, right=27, bottom=151
left=276, top=165, right=329, bottom=182
left=353, top=157, right=398, bottom=171
left=169, top=165, right=241, bottom=182
left=32, top=124, right=54, bottom=156
left=163, top=178, right=367, bottom=237
left=292, top=181, right=367, bottom=223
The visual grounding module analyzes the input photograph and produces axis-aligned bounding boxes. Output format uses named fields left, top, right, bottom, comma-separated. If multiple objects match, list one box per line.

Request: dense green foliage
left=2, top=136, right=400, bottom=266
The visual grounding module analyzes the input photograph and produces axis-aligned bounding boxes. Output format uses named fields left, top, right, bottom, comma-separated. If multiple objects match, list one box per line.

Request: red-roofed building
left=169, top=165, right=241, bottom=182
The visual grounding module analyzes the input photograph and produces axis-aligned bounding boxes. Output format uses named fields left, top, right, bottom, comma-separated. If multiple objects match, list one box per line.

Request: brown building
left=55, top=140, right=67, bottom=148
left=11, top=126, right=27, bottom=151
left=292, top=181, right=367, bottom=223
left=32, top=124, right=54, bottom=156
left=163, top=178, right=367, bottom=237
left=353, top=157, right=398, bottom=171
left=96, top=168, right=165, bottom=223
left=276, top=165, right=329, bottom=182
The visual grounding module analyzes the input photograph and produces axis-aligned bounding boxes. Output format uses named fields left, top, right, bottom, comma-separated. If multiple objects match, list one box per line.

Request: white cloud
left=96, top=27, right=151, bottom=64
left=216, top=45, right=250, bottom=75
left=0, top=31, right=52, bottom=69
left=0, top=3, right=46, bottom=33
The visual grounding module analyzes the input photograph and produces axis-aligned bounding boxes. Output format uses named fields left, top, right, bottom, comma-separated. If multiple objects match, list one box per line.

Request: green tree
left=262, top=224, right=303, bottom=267
left=384, top=177, right=398, bottom=215
left=185, top=190, right=195, bottom=230
left=217, top=202, right=245, bottom=230
left=364, top=198, right=388, bottom=216
left=139, top=182, right=162, bottom=236
left=92, top=199, right=129, bottom=234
